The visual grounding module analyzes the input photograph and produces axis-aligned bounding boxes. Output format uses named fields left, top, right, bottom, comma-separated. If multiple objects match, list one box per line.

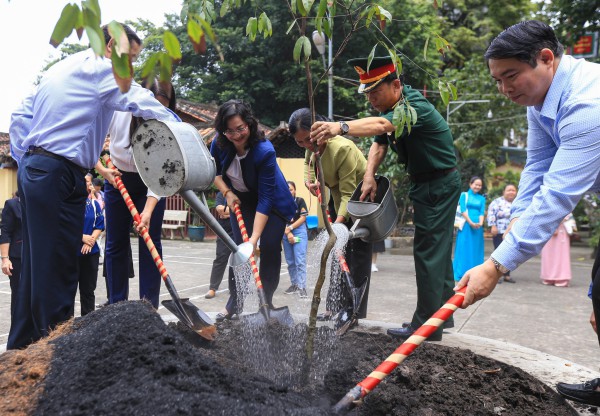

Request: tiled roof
left=0, top=132, right=12, bottom=163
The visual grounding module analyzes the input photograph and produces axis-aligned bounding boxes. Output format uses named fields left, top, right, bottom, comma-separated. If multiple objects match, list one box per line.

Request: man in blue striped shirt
left=7, top=24, right=179, bottom=349
left=454, top=20, right=600, bottom=406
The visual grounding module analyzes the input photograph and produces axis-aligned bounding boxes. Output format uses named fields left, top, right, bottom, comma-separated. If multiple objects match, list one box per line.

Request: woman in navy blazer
left=210, top=99, right=296, bottom=320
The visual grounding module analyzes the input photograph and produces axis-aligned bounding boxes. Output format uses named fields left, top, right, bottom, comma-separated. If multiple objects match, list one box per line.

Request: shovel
left=313, top=186, right=368, bottom=334
left=333, top=286, right=468, bottom=414
left=232, top=203, right=294, bottom=326
left=101, top=154, right=216, bottom=341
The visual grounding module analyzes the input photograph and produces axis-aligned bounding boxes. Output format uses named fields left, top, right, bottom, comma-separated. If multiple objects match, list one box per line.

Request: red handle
left=101, top=154, right=169, bottom=282
left=232, top=203, right=263, bottom=290
left=359, top=286, right=466, bottom=396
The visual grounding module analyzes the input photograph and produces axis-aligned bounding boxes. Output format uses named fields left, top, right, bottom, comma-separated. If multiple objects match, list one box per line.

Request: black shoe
left=503, top=277, right=516, bottom=283
left=215, top=312, right=238, bottom=323
left=297, top=288, right=308, bottom=298
left=387, top=325, right=442, bottom=341
left=284, top=285, right=298, bottom=295
left=402, top=321, right=454, bottom=329
left=557, top=379, right=600, bottom=406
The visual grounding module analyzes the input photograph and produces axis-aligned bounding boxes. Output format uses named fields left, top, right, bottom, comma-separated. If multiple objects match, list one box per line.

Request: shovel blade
left=162, top=298, right=216, bottom=340
left=241, top=306, right=294, bottom=327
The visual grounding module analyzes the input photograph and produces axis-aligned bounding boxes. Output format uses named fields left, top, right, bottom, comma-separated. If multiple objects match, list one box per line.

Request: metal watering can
left=346, top=176, right=398, bottom=243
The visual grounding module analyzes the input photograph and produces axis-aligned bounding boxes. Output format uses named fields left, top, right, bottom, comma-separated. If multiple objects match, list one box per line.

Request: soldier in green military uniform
left=310, top=56, right=460, bottom=341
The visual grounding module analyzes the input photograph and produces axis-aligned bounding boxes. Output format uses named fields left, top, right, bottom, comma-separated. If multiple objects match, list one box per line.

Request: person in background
left=282, top=180, right=309, bottom=298
left=371, top=240, right=386, bottom=272
left=7, top=23, right=179, bottom=350
left=453, top=177, right=486, bottom=282
left=205, top=191, right=234, bottom=299
left=0, top=191, right=22, bottom=318
left=92, top=178, right=105, bottom=210
left=540, top=214, right=575, bottom=287
left=289, top=107, right=371, bottom=329
left=210, top=99, right=296, bottom=321
left=486, top=183, right=518, bottom=283
left=96, top=79, right=176, bottom=309
left=73, top=176, right=105, bottom=316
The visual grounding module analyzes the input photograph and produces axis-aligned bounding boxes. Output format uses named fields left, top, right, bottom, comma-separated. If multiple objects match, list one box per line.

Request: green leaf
left=163, top=31, right=182, bottom=61
left=366, top=6, right=376, bottom=28
left=297, top=0, right=307, bottom=16
left=159, top=53, right=173, bottom=82
left=85, top=24, right=105, bottom=56
left=204, top=1, right=216, bottom=22
left=108, top=21, right=128, bottom=57
left=423, top=36, right=430, bottom=61
left=141, top=52, right=161, bottom=79
left=187, top=18, right=202, bottom=43
left=75, top=8, right=84, bottom=40
left=82, top=0, right=101, bottom=23
left=111, top=48, right=131, bottom=80
left=317, top=0, right=327, bottom=18
left=302, top=35, right=311, bottom=61
left=293, top=37, right=303, bottom=63
left=50, top=4, right=79, bottom=47
left=286, top=19, right=296, bottom=35
left=323, top=16, right=332, bottom=38
left=377, top=6, right=392, bottom=22
left=291, top=0, right=297, bottom=14
left=220, top=1, right=229, bottom=18
left=262, top=14, right=272, bottom=37
left=449, top=83, right=458, bottom=100
left=245, top=17, right=258, bottom=41
left=366, top=44, right=377, bottom=72
left=196, top=16, right=217, bottom=43
left=392, top=103, right=403, bottom=125
left=438, top=80, right=450, bottom=105
left=409, top=103, right=418, bottom=125
left=396, top=56, right=402, bottom=76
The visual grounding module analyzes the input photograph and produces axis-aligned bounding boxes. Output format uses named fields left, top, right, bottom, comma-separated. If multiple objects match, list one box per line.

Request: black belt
left=410, top=167, right=457, bottom=183
left=27, top=147, right=87, bottom=175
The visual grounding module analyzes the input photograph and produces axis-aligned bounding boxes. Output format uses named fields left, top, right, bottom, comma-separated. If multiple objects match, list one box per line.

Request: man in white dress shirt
left=8, top=24, right=179, bottom=349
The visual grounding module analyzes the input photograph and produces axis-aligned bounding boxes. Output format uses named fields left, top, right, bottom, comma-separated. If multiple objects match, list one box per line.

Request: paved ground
left=1, top=235, right=599, bottom=375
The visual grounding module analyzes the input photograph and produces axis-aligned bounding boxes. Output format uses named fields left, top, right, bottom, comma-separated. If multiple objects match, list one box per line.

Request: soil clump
left=0, top=301, right=577, bottom=415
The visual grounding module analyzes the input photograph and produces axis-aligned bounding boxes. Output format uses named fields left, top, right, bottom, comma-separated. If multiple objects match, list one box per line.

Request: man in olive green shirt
left=311, top=56, right=460, bottom=341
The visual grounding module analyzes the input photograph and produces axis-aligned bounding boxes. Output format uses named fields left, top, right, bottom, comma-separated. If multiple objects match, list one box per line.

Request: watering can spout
left=228, top=241, right=253, bottom=267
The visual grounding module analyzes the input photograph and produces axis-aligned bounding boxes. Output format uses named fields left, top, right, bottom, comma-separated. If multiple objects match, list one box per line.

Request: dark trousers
left=326, top=225, right=372, bottom=319
left=409, top=170, right=461, bottom=338
left=225, top=206, right=286, bottom=314
left=591, top=248, right=600, bottom=347
left=104, top=172, right=166, bottom=308
left=77, top=253, right=100, bottom=316
left=8, top=153, right=86, bottom=349
left=210, top=234, right=232, bottom=291
left=8, top=256, right=21, bottom=319
left=492, top=234, right=510, bottom=276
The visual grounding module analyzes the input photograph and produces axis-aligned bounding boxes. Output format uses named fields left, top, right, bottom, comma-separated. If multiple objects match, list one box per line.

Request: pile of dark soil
left=0, top=301, right=577, bottom=415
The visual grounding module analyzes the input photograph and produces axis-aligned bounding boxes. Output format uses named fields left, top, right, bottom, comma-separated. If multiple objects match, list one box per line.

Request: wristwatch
left=339, top=121, right=350, bottom=135
left=489, top=256, right=509, bottom=275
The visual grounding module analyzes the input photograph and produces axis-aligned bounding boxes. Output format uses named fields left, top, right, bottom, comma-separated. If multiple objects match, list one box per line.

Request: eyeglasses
left=223, top=125, right=249, bottom=137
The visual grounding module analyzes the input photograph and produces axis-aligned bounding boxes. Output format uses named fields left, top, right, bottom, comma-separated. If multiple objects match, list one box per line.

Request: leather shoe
left=557, top=378, right=600, bottom=406
left=204, top=289, right=216, bottom=299
left=388, top=325, right=442, bottom=341
left=402, top=321, right=454, bottom=329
